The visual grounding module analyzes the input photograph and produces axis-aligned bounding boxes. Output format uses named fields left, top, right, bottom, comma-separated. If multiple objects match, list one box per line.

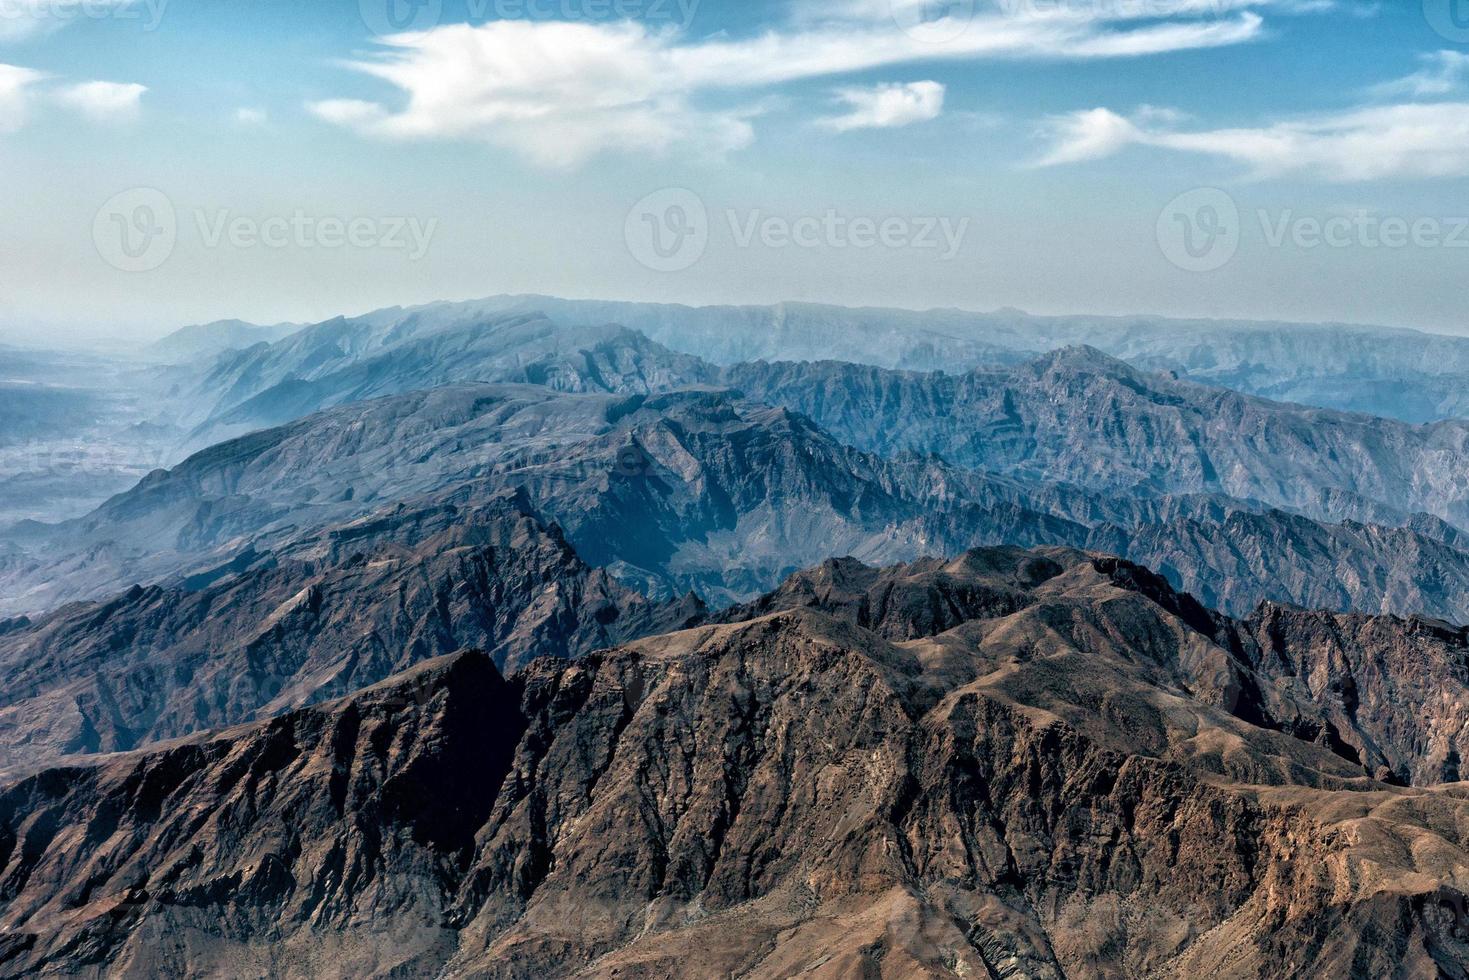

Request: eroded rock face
left=0, top=492, right=704, bottom=776
left=1226, top=603, right=1469, bottom=787
left=1, top=548, right=1466, bottom=979
left=725, top=349, right=1469, bottom=530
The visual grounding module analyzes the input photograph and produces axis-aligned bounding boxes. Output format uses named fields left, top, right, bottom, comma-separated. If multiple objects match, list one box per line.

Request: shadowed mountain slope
left=0, top=549, right=1466, bottom=978
left=0, top=492, right=704, bottom=775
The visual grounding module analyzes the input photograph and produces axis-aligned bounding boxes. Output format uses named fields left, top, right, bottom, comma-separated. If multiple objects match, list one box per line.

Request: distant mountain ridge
left=147, top=319, right=303, bottom=364
left=464, top=294, right=1469, bottom=422
left=9, top=376, right=1469, bottom=633
left=156, top=306, right=1469, bottom=532
left=175, top=312, right=714, bottom=450
left=724, top=348, right=1469, bottom=530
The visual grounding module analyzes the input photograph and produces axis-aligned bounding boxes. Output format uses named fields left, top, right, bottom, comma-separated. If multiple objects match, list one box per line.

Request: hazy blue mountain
left=0, top=384, right=1090, bottom=614
left=146, top=318, right=302, bottom=364
left=464, top=294, right=1469, bottom=421
left=9, top=380, right=1469, bottom=629
left=176, top=311, right=715, bottom=450
left=725, top=348, right=1469, bottom=530
left=0, top=348, right=184, bottom=526
left=165, top=308, right=1469, bottom=532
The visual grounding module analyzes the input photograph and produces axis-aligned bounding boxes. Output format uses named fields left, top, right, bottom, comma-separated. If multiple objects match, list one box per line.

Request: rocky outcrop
left=0, top=492, right=704, bottom=776
left=1226, top=603, right=1469, bottom=787
left=1091, top=509, right=1469, bottom=624
left=0, top=549, right=1466, bottom=978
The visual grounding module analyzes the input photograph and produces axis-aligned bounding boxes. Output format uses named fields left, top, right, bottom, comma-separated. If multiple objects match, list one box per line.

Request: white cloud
left=1035, top=107, right=1141, bottom=165
left=53, top=80, right=146, bottom=123
left=0, top=63, right=43, bottom=132
left=819, top=81, right=945, bottom=132
left=0, top=65, right=149, bottom=134
left=1370, top=51, right=1469, bottom=99
left=311, top=1, right=1284, bottom=167
left=1036, top=102, right=1469, bottom=181
left=235, top=107, right=267, bottom=125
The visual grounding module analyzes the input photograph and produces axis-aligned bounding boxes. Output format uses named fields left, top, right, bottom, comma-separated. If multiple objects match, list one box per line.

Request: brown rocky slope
left=1, top=548, right=1467, bottom=977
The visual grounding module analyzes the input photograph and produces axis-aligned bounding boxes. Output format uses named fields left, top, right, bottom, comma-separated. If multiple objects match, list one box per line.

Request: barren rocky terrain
left=1, top=548, right=1466, bottom=978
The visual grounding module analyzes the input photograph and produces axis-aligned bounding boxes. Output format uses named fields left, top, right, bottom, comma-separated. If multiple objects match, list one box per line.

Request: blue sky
left=2, top=0, right=1468, bottom=343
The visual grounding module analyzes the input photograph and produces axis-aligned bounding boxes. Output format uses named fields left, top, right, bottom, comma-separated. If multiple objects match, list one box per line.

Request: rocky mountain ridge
left=0, top=492, right=704, bottom=776
left=9, top=378, right=1469, bottom=632
left=0, top=548, right=1466, bottom=977
left=725, top=348, right=1469, bottom=530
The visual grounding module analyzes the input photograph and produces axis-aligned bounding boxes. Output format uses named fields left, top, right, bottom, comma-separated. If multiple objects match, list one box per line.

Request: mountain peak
left=1035, top=343, right=1140, bottom=374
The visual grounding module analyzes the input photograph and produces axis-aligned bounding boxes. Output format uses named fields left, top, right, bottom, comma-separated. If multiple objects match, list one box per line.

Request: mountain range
left=5, top=296, right=1469, bottom=977
left=453, top=295, right=1469, bottom=423
left=10, top=320, right=1469, bottom=629
left=1, top=547, right=1466, bottom=977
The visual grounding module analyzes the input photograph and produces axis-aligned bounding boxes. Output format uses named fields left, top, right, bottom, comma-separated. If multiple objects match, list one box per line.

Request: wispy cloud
left=818, top=81, right=945, bottom=132
left=0, top=63, right=43, bottom=132
left=0, top=65, right=147, bottom=133
left=1036, top=102, right=1469, bottom=181
left=310, top=0, right=1291, bottom=167
left=1369, top=51, right=1469, bottom=99
left=53, top=80, right=146, bottom=124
